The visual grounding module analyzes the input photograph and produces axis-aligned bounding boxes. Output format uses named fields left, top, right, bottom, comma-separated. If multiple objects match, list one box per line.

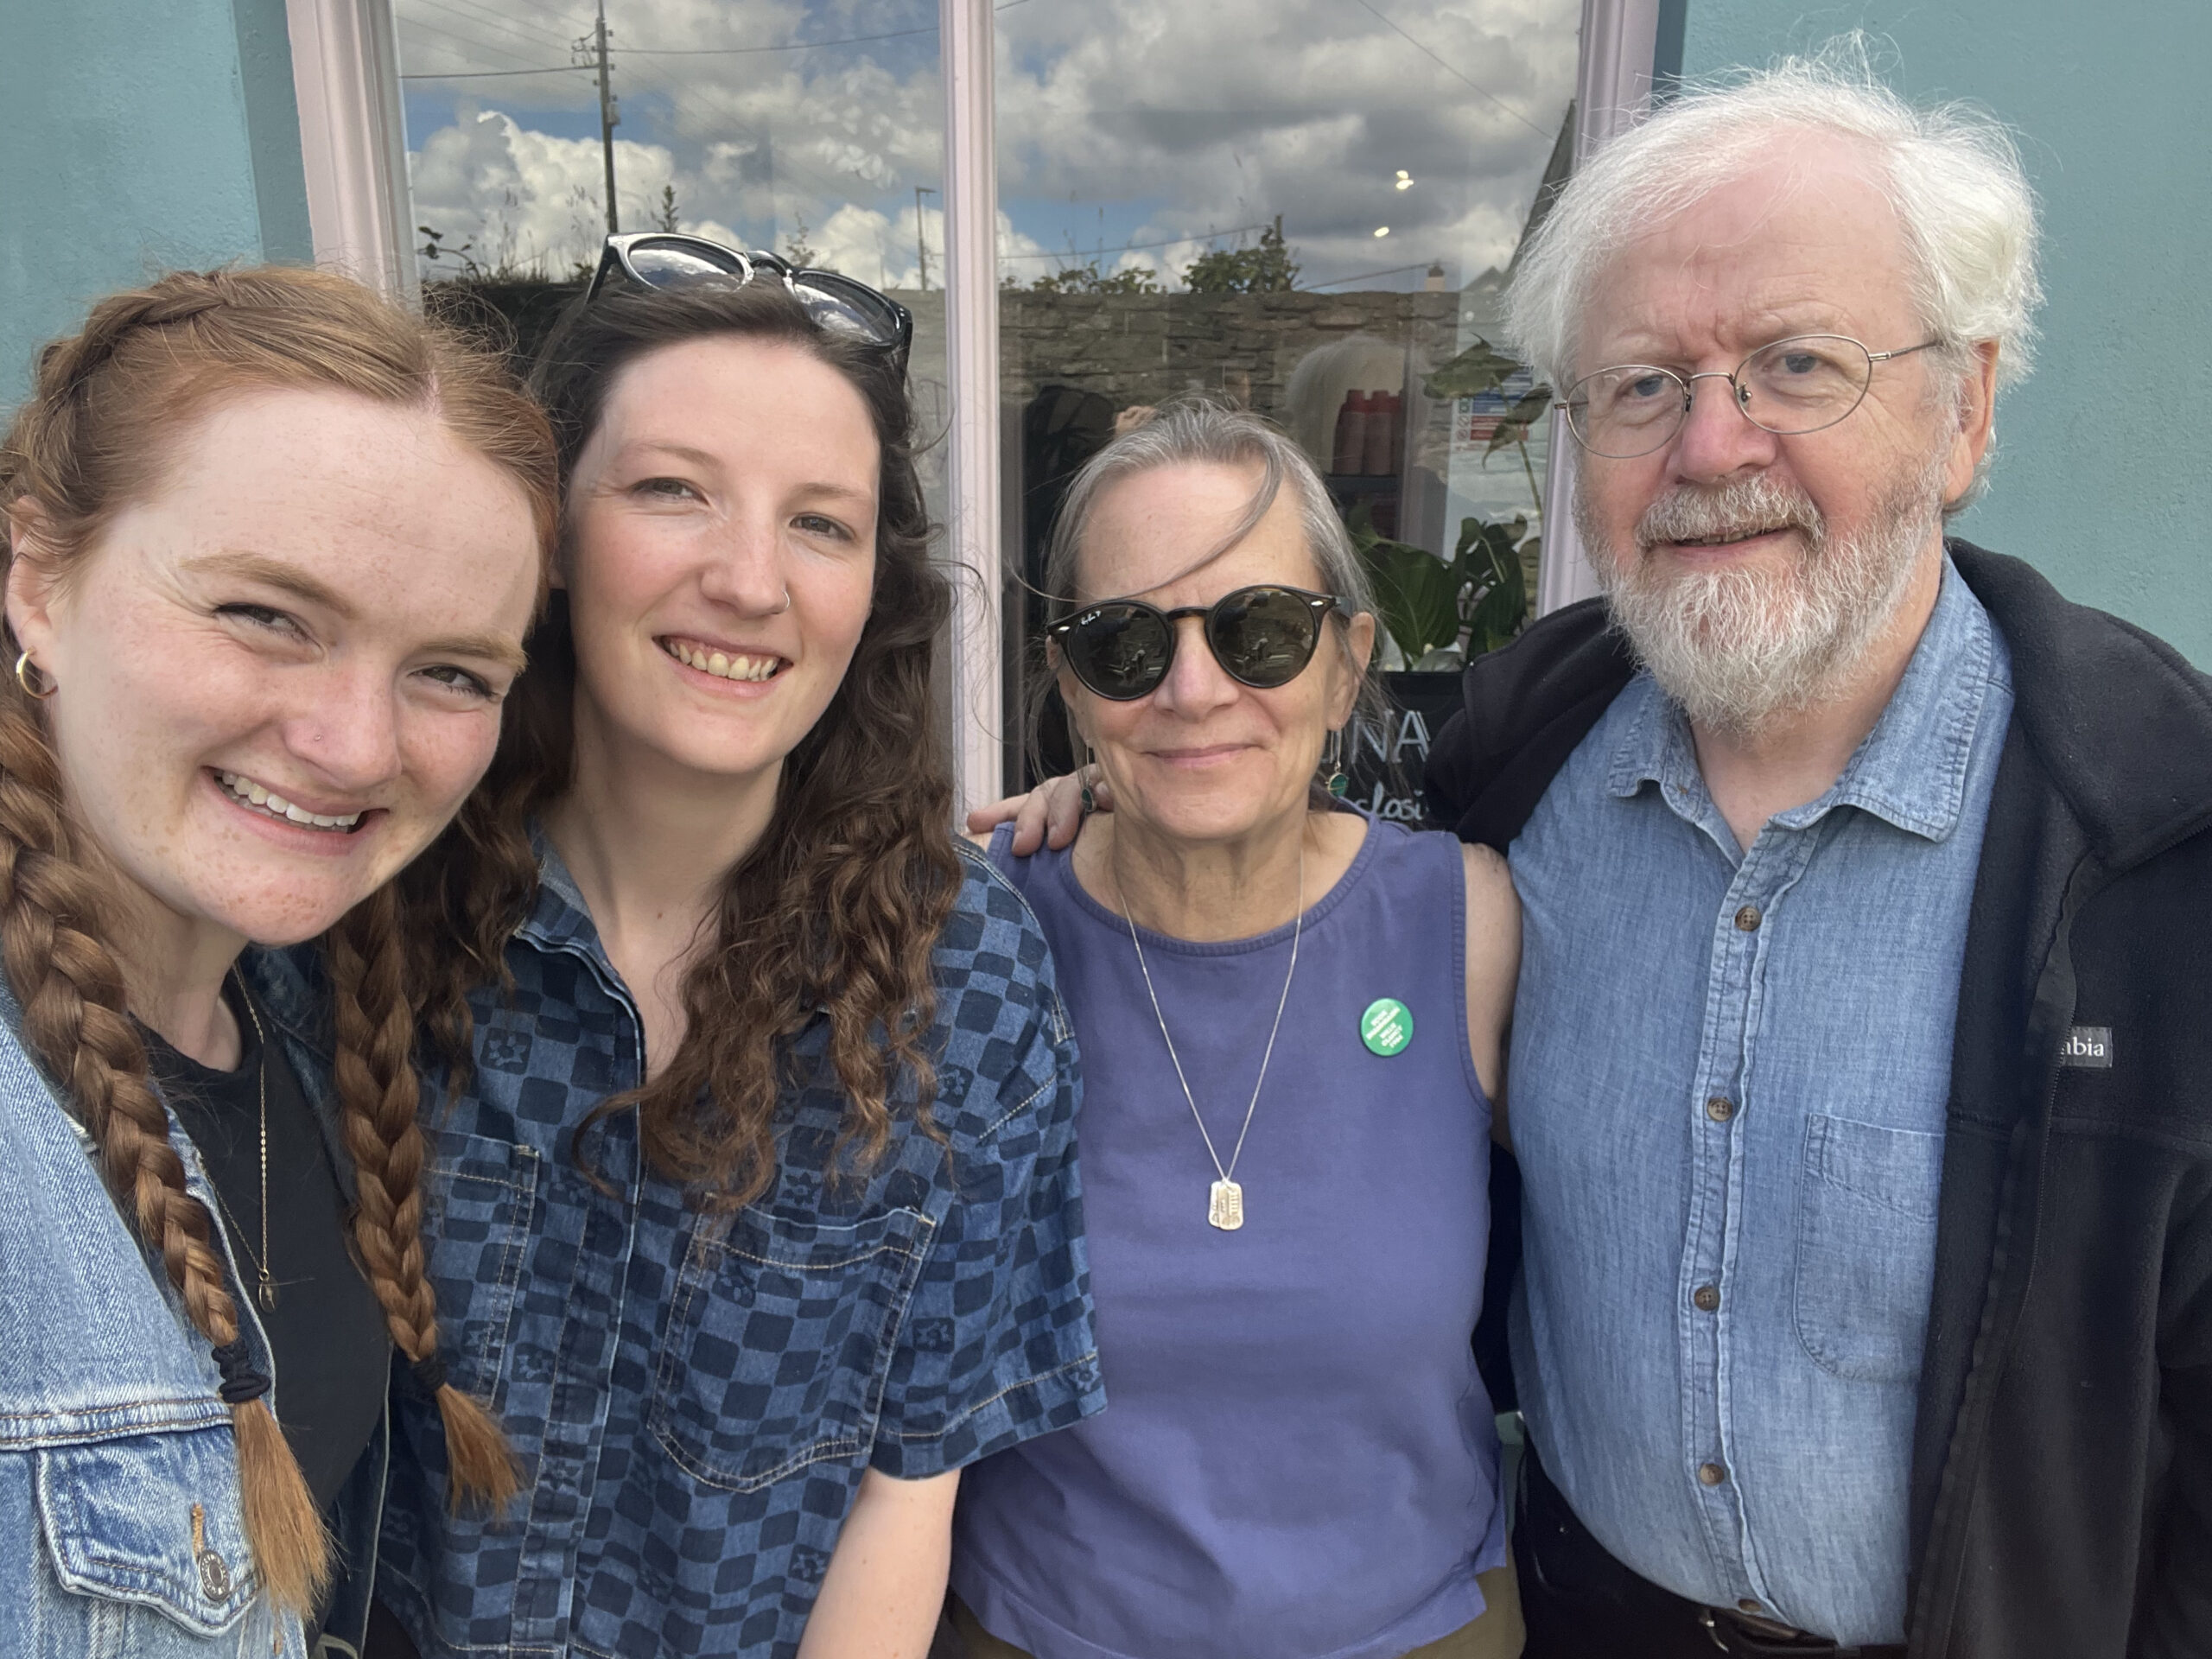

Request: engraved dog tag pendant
left=1208, top=1179, right=1244, bottom=1231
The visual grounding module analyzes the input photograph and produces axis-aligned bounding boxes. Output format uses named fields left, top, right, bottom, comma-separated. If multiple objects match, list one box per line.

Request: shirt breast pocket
left=32, top=1427, right=288, bottom=1651
left=423, top=1129, right=541, bottom=1403
left=649, top=1205, right=933, bottom=1491
left=1792, top=1113, right=1944, bottom=1383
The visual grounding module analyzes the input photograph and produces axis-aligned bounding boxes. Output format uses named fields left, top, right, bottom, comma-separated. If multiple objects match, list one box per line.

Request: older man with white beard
left=972, top=55, right=2212, bottom=1659
left=1422, top=58, right=2212, bottom=1659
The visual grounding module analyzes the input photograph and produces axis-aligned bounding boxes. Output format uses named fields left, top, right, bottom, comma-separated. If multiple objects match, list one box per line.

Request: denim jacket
left=0, top=975, right=389, bottom=1659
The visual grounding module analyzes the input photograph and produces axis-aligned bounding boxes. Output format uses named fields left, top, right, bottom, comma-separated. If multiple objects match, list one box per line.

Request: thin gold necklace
left=209, top=970, right=277, bottom=1313
left=1113, top=837, right=1305, bottom=1232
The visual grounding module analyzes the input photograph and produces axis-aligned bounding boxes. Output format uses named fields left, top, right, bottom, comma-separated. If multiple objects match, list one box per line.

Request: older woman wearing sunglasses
left=950, top=400, right=1525, bottom=1659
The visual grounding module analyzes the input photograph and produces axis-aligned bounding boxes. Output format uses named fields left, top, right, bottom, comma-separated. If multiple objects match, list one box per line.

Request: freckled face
left=561, top=335, right=880, bottom=786
left=7, top=387, right=543, bottom=947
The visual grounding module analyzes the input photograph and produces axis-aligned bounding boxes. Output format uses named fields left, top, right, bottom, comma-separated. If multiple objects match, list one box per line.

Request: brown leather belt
left=1697, top=1605, right=1909, bottom=1658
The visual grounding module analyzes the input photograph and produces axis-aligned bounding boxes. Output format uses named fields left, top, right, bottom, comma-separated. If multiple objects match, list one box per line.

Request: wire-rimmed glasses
left=585, top=232, right=913, bottom=374
left=1561, top=334, right=1942, bottom=459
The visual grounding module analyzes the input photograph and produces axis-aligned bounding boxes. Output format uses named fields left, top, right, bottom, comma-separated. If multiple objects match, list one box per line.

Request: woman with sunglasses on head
left=357, top=238, right=1104, bottom=1659
left=948, top=400, right=1525, bottom=1659
left=0, top=267, right=552, bottom=1657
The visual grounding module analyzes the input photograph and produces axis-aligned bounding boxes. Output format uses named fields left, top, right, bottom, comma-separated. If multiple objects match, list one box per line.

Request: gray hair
left=1033, top=397, right=1383, bottom=766
left=1505, top=41, right=2043, bottom=400
left=1042, top=397, right=1377, bottom=618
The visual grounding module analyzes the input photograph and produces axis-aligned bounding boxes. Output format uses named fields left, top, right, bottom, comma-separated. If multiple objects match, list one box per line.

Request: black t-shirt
left=145, top=978, right=390, bottom=1516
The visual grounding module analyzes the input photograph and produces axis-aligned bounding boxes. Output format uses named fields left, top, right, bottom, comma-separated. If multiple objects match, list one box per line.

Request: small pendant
left=1207, top=1179, right=1244, bottom=1231
left=257, top=1276, right=278, bottom=1313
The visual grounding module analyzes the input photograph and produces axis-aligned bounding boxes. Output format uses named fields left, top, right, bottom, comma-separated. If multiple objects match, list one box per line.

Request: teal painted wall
left=1679, top=2, right=2212, bottom=663
left=1, top=0, right=309, bottom=407
left=234, top=0, right=316, bottom=268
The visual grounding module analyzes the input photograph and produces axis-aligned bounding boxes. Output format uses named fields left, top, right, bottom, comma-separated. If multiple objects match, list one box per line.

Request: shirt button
left=1734, top=905, right=1763, bottom=931
left=1694, top=1285, right=1721, bottom=1313
left=1698, top=1462, right=1728, bottom=1486
left=1706, top=1096, right=1736, bottom=1122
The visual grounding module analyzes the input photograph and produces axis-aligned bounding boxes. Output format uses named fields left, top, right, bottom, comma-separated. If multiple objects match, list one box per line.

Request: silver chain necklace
left=1114, top=838, right=1305, bottom=1231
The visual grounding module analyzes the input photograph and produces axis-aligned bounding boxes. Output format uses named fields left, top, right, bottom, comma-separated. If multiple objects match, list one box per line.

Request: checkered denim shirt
left=372, top=839, right=1103, bottom=1658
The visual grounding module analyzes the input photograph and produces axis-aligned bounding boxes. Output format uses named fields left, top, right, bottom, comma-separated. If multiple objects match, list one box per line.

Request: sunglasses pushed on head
left=588, top=232, right=913, bottom=375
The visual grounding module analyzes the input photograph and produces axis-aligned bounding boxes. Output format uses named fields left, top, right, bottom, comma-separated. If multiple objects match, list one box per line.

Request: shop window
left=387, top=0, right=952, bottom=523
left=994, top=1, right=1579, bottom=806
left=381, top=1, right=1609, bottom=810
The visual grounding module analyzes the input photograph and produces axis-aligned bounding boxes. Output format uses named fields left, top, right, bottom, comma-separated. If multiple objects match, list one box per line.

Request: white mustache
left=1635, top=476, right=1822, bottom=550
left=1589, top=447, right=1948, bottom=739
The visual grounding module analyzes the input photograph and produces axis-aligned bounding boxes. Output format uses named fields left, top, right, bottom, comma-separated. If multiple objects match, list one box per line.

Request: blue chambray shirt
left=374, top=837, right=1105, bottom=1659
left=1506, top=561, right=2012, bottom=1646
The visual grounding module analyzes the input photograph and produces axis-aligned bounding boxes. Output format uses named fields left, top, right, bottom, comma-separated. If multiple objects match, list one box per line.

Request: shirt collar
left=517, top=821, right=620, bottom=968
left=513, top=823, right=835, bottom=1021
left=1606, top=556, right=2005, bottom=844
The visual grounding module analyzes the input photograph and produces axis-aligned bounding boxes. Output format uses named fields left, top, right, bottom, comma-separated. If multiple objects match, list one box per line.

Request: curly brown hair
left=400, top=280, right=962, bottom=1208
left=0, top=267, right=556, bottom=1613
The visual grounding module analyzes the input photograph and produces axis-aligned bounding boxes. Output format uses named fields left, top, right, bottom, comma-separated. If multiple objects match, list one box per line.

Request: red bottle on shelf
left=1364, top=391, right=1401, bottom=476
left=1331, top=391, right=1369, bottom=476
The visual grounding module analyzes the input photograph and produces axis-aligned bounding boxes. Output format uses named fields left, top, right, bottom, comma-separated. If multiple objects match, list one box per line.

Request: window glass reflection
left=995, top=0, right=1577, bottom=796
left=390, top=0, right=952, bottom=520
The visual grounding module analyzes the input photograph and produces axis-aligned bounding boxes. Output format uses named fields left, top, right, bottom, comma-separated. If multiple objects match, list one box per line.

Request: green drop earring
left=1324, top=728, right=1351, bottom=798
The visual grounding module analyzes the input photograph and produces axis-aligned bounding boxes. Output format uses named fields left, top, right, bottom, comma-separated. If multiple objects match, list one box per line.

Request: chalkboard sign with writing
left=1340, top=671, right=1463, bottom=830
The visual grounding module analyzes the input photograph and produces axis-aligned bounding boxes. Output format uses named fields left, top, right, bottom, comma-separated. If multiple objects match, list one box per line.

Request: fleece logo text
left=2058, top=1026, right=2113, bottom=1069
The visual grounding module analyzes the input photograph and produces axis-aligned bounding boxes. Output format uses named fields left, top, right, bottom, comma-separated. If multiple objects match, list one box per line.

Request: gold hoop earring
left=13, top=652, right=55, bottom=700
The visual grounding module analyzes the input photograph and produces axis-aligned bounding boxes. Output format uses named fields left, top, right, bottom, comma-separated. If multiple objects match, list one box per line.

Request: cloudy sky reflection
left=396, top=0, right=1578, bottom=291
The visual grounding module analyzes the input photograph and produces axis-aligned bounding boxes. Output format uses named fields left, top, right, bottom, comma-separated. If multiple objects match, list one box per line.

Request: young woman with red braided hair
left=0, top=265, right=555, bottom=1657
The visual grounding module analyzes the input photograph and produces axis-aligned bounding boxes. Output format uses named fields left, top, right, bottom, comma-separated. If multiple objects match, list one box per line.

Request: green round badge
left=1360, top=996, right=1414, bottom=1057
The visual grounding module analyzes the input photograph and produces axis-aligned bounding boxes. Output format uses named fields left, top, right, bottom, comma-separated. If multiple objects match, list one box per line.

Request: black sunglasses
left=586, top=232, right=914, bottom=374
left=1048, top=584, right=1346, bottom=702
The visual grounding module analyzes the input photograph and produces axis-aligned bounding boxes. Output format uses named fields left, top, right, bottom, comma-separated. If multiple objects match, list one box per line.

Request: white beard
left=1577, top=456, right=1948, bottom=738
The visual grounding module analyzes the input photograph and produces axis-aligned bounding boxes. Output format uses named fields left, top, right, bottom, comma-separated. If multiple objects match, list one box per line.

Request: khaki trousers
left=948, top=1562, right=1525, bottom=1659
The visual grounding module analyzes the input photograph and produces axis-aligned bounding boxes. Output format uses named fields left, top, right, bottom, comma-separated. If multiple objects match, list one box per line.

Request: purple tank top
left=952, top=813, right=1507, bottom=1659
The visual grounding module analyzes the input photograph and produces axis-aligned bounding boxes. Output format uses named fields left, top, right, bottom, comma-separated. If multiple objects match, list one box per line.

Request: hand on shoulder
left=963, top=769, right=1101, bottom=855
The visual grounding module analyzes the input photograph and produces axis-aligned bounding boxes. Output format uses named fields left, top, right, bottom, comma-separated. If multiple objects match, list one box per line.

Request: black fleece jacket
left=1426, top=542, right=2212, bottom=1658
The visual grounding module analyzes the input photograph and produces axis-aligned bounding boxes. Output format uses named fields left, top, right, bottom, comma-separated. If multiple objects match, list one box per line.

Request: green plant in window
left=1422, top=337, right=1524, bottom=400
left=1349, top=505, right=1460, bottom=665
left=1350, top=503, right=1535, bottom=668
left=1423, top=335, right=1553, bottom=517
left=1456, top=513, right=1532, bottom=658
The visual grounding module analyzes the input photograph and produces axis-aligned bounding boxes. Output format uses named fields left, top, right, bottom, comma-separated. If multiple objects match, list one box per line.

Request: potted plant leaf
left=1334, top=333, right=1551, bottom=822
left=1344, top=504, right=1537, bottom=823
